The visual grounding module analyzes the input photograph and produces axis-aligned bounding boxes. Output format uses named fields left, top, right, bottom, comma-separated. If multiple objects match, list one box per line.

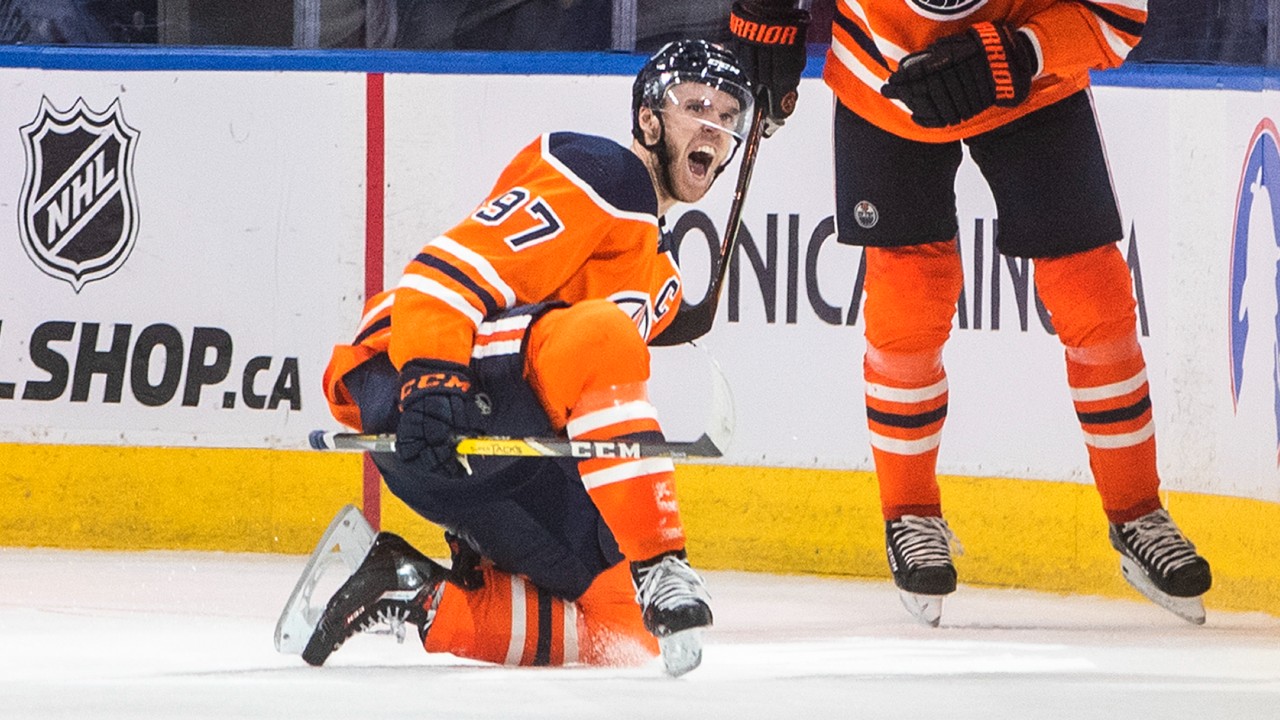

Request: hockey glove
left=728, top=0, right=810, bottom=137
left=396, top=359, right=486, bottom=475
left=881, top=22, right=1037, bottom=129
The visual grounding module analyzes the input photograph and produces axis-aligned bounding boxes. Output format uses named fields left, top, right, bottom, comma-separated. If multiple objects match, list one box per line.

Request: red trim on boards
left=363, top=72, right=386, bottom=530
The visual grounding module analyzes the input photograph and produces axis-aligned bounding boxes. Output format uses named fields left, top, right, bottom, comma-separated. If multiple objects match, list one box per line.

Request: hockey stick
left=311, top=341, right=736, bottom=461
left=309, top=429, right=723, bottom=459
left=664, top=98, right=768, bottom=340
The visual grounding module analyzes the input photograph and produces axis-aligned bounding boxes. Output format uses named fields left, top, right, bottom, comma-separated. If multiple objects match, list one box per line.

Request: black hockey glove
left=396, top=359, right=486, bottom=475
left=728, top=0, right=810, bottom=137
left=881, top=22, right=1037, bottom=129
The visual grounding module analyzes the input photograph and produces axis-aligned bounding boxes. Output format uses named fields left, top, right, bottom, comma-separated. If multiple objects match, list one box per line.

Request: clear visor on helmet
left=654, top=75, right=754, bottom=142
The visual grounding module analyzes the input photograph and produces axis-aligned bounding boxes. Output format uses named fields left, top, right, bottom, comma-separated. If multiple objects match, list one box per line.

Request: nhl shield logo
left=18, top=97, right=140, bottom=292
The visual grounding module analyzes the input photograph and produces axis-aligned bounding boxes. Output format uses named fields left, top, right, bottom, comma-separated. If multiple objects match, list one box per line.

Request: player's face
left=657, top=82, right=744, bottom=202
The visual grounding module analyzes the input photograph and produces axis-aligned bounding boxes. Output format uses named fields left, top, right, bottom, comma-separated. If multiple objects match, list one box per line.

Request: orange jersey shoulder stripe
left=824, top=0, right=1147, bottom=141
left=389, top=132, right=681, bottom=368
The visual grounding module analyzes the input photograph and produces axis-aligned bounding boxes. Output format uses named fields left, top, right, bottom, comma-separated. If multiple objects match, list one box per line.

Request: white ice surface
left=1, top=548, right=1277, bottom=719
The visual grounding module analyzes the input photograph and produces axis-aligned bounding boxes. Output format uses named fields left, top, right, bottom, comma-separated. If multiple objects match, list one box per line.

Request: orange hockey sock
left=864, top=350, right=948, bottom=520
left=1064, top=344, right=1162, bottom=522
left=424, top=564, right=655, bottom=667
left=526, top=299, right=686, bottom=560
left=567, top=383, right=686, bottom=560
left=425, top=567, right=571, bottom=666
left=1034, top=245, right=1162, bottom=523
left=572, top=561, right=658, bottom=665
left=862, top=242, right=963, bottom=520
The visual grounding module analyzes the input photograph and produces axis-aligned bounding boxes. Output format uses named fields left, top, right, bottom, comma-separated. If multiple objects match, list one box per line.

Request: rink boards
left=0, top=49, right=1275, bottom=614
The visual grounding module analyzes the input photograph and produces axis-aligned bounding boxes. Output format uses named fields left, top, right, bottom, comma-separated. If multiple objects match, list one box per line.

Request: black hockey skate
left=302, top=532, right=448, bottom=666
left=631, top=550, right=713, bottom=677
left=886, top=515, right=959, bottom=627
left=1109, top=508, right=1212, bottom=625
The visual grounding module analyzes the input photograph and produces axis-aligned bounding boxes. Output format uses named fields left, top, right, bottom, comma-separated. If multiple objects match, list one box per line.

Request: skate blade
left=898, top=590, right=944, bottom=628
left=1119, top=557, right=1206, bottom=625
left=658, top=628, right=704, bottom=677
left=274, top=505, right=377, bottom=654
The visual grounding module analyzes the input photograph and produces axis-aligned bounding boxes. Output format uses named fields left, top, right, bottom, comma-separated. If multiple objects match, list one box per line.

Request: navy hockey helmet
left=631, top=39, right=756, bottom=146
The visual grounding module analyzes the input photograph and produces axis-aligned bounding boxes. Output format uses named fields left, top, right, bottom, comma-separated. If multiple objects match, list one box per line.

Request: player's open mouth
left=688, top=145, right=715, bottom=178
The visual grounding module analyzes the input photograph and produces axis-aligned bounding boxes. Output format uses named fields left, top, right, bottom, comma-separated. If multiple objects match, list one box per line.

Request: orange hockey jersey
left=323, top=132, right=682, bottom=429
left=824, top=0, right=1147, bottom=141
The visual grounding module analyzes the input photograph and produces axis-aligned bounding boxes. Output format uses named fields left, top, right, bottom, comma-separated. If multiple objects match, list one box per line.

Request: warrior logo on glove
left=881, top=21, right=1037, bottom=129
left=727, top=0, right=811, bottom=137
left=728, top=11, right=801, bottom=45
left=975, top=24, right=1018, bottom=101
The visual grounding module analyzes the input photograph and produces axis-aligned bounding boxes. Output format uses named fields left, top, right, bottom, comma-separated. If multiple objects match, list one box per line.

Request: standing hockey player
left=304, top=39, right=756, bottom=676
left=728, top=0, right=1213, bottom=625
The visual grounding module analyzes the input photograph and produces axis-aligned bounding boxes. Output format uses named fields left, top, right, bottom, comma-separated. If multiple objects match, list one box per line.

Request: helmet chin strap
left=643, top=114, right=679, bottom=204
left=715, top=137, right=744, bottom=178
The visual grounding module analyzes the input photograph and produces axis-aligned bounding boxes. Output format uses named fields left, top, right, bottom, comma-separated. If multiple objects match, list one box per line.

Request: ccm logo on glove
left=395, top=360, right=485, bottom=473
left=400, top=371, right=471, bottom=401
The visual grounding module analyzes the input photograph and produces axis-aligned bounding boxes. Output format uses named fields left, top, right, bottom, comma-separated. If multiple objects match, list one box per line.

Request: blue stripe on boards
left=0, top=46, right=648, bottom=74
left=1093, top=63, right=1280, bottom=92
left=0, top=44, right=830, bottom=77
left=7, top=45, right=1275, bottom=91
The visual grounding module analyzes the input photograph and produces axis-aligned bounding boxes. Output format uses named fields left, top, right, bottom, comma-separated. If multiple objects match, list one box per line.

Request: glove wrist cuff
left=1012, top=27, right=1040, bottom=77
left=400, top=358, right=471, bottom=376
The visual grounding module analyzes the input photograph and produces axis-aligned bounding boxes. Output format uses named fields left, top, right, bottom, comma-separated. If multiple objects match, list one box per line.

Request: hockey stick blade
left=309, top=429, right=723, bottom=459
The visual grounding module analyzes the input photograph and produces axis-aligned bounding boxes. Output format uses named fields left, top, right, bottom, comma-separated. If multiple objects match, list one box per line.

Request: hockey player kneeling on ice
left=303, top=40, right=757, bottom=676
left=723, top=2, right=1213, bottom=626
